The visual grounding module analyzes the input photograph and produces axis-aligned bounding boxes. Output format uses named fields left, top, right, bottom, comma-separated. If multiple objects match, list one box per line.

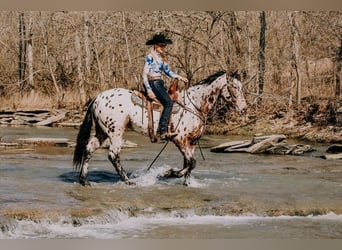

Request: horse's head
left=220, top=74, right=247, bottom=113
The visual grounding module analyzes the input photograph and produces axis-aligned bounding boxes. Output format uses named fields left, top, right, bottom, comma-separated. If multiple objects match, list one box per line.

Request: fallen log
left=16, top=137, right=70, bottom=147
left=252, top=134, right=286, bottom=144
left=35, top=112, right=67, bottom=126
left=224, top=147, right=250, bottom=153
left=210, top=135, right=287, bottom=153
left=210, top=134, right=314, bottom=155
left=246, top=134, right=287, bottom=154
left=0, top=142, right=23, bottom=148
left=266, top=143, right=315, bottom=155
left=56, top=122, right=81, bottom=128
left=320, top=153, right=342, bottom=160
left=210, top=140, right=251, bottom=153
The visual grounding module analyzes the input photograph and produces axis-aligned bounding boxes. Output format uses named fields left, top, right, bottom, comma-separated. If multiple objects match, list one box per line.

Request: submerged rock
left=327, top=144, right=342, bottom=153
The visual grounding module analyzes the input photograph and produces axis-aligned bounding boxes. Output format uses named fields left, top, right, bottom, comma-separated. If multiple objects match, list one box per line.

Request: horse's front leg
left=182, top=157, right=197, bottom=186
left=162, top=141, right=197, bottom=185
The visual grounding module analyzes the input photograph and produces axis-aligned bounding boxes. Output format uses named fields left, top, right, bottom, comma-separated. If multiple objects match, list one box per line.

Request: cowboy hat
left=146, top=33, right=172, bottom=45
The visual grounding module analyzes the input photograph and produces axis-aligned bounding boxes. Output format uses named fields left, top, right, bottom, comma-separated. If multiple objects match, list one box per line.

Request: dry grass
left=0, top=90, right=89, bottom=110
left=0, top=92, right=54, bottom=110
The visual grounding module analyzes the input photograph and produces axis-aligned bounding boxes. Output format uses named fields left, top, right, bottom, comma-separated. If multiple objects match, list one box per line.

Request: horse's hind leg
left=80, top=126, right=107, bottom=186
left=107, top=135, right=133, bottom=184
left=79, top=137, right=101, bottom=186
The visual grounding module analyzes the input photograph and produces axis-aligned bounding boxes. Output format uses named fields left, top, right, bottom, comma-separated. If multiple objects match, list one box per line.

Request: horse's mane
left=194, top=70, right=226, bottom=86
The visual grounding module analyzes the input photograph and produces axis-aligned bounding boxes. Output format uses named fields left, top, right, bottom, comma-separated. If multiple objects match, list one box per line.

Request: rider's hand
left=179, top=76, right=189, bottom=83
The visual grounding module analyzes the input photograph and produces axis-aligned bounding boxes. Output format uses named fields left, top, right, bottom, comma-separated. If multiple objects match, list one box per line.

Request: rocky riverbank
left=0, top=109, right=82, bottom=128
left=207, top=101, right=342, bottom=144
left=1, top=102, right=341, bottom=145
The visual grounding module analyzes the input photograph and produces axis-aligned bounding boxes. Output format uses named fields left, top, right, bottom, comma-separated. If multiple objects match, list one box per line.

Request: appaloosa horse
left=73, top=70, right=247, bottom=186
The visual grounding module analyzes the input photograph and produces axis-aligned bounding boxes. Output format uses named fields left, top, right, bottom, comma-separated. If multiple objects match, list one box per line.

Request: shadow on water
left=59, top=170, right=126, bottom=184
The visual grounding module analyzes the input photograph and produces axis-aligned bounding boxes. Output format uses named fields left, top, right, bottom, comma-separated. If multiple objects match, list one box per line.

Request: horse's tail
left=73, top=98, right=95, bottom=172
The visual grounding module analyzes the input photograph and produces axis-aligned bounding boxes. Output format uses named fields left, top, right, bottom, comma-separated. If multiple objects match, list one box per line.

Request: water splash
left=128, top=165, right=208, bottom=188
left=129, top=165, right=170, bottom=186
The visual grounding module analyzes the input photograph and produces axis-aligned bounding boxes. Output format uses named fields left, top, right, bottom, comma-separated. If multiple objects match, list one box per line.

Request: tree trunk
left=75, top=31, right=87, bottom=104
left=27, top=12, right=34, bottom=91
left=229, top=12, right=241, bottom=57
left=83, top=12, right=91, bottom=78
left=38, top=12, right=60, bottom=98
left=44, top=44, right=60, bottom=97
left=288, top=11, right=302, bottom=109
left=336, top=38, right=342, bottom=99
left=257, top=11, right=266, bottom=105
left=122, top=12, right=132, bottom=66
left=93, top=43, right=105, bottom=87
left=18, top=12, right=27, bottom=92
left=245, top=12, right=252, bottom=76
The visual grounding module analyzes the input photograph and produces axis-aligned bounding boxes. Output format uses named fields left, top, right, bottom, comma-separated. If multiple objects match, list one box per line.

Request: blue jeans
left=149, top=79, right=173, bottom=135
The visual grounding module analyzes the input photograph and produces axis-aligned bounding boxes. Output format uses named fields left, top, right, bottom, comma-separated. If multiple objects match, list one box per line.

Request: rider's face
left=155, top=43, right=166, bottom=54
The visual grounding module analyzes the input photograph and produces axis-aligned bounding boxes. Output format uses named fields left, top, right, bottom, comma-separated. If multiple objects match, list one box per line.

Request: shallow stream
left=0, top=126, right=341, bottom=238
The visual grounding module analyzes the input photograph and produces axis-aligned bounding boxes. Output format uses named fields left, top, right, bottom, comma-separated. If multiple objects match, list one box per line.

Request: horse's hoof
left=162, top=168, right=173, bottom=178
left=183, top=179, right=190, bottom=186
left=80, top=179, right=91, bottom=187
left=162, top=168, right=181, bottom=178
left=125, top=180, right=136, bottom=185
left=183, top=181, right=190, bottom=186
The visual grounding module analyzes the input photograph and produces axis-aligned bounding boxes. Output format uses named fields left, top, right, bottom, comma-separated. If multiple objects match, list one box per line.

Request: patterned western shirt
left=142, top=50, right=180, bottom=91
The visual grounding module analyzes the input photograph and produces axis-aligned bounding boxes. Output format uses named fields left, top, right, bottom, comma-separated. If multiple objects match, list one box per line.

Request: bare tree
left=257, top=11, right=266, bottom=105
left=18, top=12, right=26, bottom=92
left=0, top=11, right=341, bottom=112
left=288, top=11, right=302, bottom=109
left=27, top=12, right=34, bottom=91
left=37, top=12, right=61, bottom=98
left=336, top=38, right=342, bottom=99
left=83, top=12, right=91, bottom=79
left=75, top=30, right=87, bottom=104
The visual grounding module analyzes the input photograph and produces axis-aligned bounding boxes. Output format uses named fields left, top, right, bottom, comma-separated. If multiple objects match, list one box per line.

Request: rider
left=142, top=33, right=188, bottom=141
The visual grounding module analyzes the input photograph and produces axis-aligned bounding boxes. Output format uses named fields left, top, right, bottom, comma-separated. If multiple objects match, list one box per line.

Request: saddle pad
left=131, top=91, right=180, bottom=114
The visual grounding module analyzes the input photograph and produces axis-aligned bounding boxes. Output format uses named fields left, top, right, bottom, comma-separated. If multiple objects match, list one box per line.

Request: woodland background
left=0, top=11, right=341, bottom=131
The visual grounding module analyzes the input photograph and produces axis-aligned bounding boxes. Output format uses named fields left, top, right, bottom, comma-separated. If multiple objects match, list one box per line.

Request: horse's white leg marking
left=79, top=136, right=102, bottom=186
left=179, top=144, right=197, bottom=186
